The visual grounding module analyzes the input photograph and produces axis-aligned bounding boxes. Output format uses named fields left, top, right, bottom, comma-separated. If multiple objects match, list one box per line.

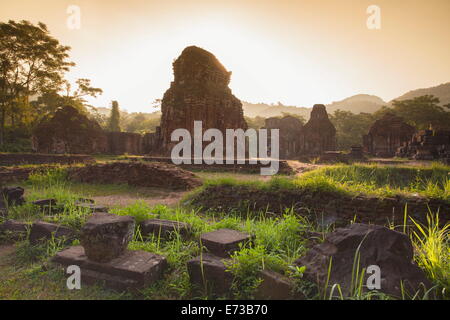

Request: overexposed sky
left=1, top=0, right=449, bottom=112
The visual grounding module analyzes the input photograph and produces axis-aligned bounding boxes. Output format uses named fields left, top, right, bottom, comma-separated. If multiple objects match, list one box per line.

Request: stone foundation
left=53, top=246, right=167, bottom=291
left=131, top=156, right=296, bottom=175
left=188, top=185, right=449, bottom=227
left=396, top=129, right=450, bottom=162
left=0, top=153, right=95, bottom=166
left=68, top=161, right=202, bottom=190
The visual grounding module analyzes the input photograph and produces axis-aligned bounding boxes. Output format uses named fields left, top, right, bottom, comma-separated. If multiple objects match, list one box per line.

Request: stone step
left=200, top=228, right=251, bottom=258
left=53, top=246, right=167, bottom=291
left=75, top=268, right=140, bottom=292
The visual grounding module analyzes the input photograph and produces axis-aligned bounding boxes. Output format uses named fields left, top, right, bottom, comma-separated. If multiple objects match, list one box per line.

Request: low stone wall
left=106, top=132, right=143, bottom=155
left=68, top=161, right=202, bottom=190
left=131, top=157, right=295, bottom=175
left=0, top=165, right=62, bottom=184
left=187, top=185, right=449, bottom=227
left=0, top=153, right=95, bottom=166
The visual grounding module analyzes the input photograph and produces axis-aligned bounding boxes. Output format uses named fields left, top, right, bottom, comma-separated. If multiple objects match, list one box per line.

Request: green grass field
left=0, top=163, right=448, bottom=300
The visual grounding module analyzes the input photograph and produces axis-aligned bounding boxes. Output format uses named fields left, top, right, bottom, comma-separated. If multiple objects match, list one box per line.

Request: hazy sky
left=1, top=0, right=449, bottom=112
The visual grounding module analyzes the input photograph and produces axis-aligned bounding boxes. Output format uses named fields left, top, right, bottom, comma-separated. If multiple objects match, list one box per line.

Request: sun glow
left=73, top=11, right=337, bottom=112
left=3, top=0, right=449, bottom=113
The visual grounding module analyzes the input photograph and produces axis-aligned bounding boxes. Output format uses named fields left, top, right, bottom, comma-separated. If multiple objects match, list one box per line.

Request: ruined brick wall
left=396, top=129, right=450, bottom=161
left=263, top=116, right=303, bottom=159
left=32, top=106, right=163, bottom=155
left=106, top=132, right=143, bottom=155
left=142, top=128, right=162, bottom=154
left=0, top=153, right=94, bottom=166
left=190, top=185, right=449, bottom=227
left=159, top=46, right=247, bottom=154
left=33, top=106, right=108, bottom=154
left=363, top=113, right=416, bottom=157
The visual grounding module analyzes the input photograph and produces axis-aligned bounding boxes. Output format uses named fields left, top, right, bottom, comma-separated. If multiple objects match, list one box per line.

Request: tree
left=280, top=112, right=306, bottom=125
left=150, top=99, right=162, bottom=111
left=390, top=95, right=450, bottom=130
left=245, top=116, right=265, bottom=129
left=0, top=20, right=74, bottom=145
left=330, top=110, right=375, bottom=150
left=108, top=100, right=121, bottom=132
left=31, top=78, right=103, bottom=119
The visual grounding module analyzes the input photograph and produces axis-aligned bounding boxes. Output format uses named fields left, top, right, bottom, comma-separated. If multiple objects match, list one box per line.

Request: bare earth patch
left=92, top=191, right=187, bottom=208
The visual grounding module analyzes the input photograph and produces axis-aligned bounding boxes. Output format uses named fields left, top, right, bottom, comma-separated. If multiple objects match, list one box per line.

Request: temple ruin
left=363, top=112, right=416, bottom=157
left=301, top=104, right=337, bottom=155
left=158, top=46, right=247, bottom=154
left=263, top=105, right=336, bottom=159
left=32, top=48, right=340, bottom=159
left=396, top=129, right=450, bottom=162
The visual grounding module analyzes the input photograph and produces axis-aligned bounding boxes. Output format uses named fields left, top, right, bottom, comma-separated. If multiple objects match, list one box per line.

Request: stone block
left=32, top=199, right=63, bottom=215
left=140, top=219, right=190, bottom=239
left=2, top=187, right=25, bottom=206
left=295, top=223, right=432, bottom=298
left=75, top=202, right=108, bottom=213
left=32, top=199, right=57, bottom=207
left=187, top=253, right=233, bottom=297
left=52, top=245, right=167, bottom=291
left=29, top=221, right=75, bottom=244
left=255, top=270, right=303, bottom=300
left=200, top=228, right=251, bottom=258
left=0, top=220, right=29, bottom=241
left=80, top=212, right=135, bottom=263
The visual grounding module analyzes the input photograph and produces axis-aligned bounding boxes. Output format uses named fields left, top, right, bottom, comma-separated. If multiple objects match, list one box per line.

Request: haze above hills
left=94, top=82, right=450, bottom=120
left=242, top=82, right=450, bottom=119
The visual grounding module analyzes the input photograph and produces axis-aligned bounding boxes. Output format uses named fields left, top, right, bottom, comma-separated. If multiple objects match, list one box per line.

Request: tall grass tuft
left=409, top=211, right=449, bottom=297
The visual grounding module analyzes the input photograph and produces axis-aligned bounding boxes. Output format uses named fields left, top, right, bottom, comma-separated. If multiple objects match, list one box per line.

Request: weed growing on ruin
left=111, top=201, right=156, bottom=224
left=27, top=167, right=68, bottom=188
left=14, top=236, right=68, bottom=265
left=409, top=211, right=449, bottom=298
left=226, top=244, right=284, bottom=299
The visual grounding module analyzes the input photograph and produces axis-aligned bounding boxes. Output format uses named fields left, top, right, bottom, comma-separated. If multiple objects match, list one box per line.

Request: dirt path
left=92, top=191, right=188, bottom=208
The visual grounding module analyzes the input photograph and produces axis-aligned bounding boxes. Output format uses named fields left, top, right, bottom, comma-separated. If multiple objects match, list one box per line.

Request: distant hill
left=326, top=94, right=386, bottom=114
left=242, top=94, right=386, bottom=119
left=242, top=102, right=311, bottom=119
left=391, top=82, right=450, bottom=106
left=243, top=82, right=450, bottom=119
left=90, top=82, right=450, bottom=122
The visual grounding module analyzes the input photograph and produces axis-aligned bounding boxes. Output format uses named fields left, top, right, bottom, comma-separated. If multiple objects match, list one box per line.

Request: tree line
left=1, top=20, right=449, bottom=152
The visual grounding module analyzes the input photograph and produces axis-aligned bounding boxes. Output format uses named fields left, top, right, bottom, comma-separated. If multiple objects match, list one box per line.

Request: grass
left=410, top=212, right=449, bottom=297
left=192, top=162, right=450, bottom=202
left=301, top=162, right=450, bottom=200
left=194, top=171, right=270, bottom=182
